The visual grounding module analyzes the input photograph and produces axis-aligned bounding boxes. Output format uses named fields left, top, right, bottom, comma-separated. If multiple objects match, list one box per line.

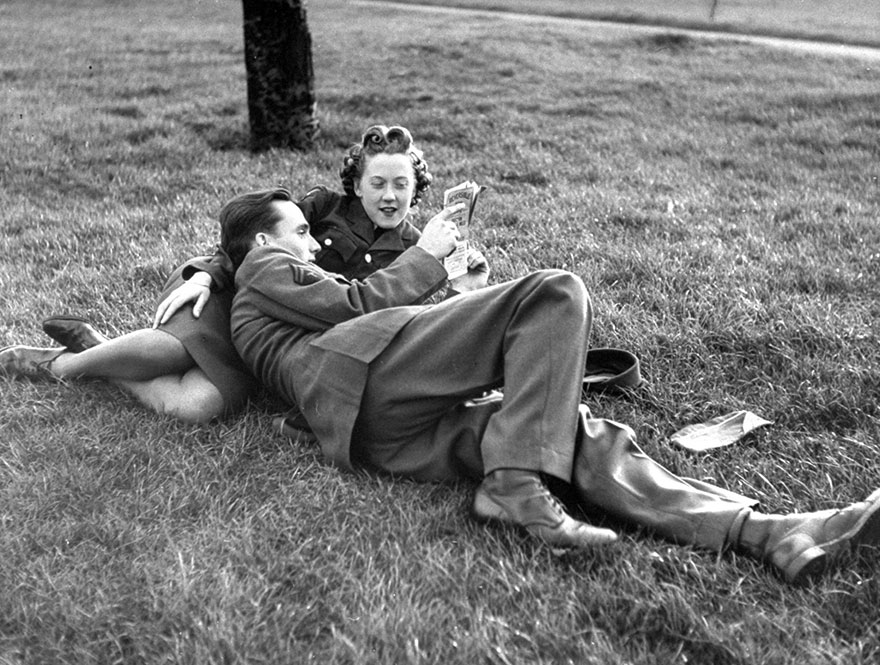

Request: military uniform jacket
left=178, top=186, right=421, bottom=288
left=231, top=244, right=448, bottom=470
left=300, top=186, right=421, bottom=280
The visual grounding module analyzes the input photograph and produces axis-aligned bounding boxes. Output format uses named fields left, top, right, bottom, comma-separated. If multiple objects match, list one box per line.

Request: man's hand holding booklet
left=442, top=180, right=484, bottom=279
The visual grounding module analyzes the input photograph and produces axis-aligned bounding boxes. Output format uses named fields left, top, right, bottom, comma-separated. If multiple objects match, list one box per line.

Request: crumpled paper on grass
left=671, top=410, right=772, bottom=452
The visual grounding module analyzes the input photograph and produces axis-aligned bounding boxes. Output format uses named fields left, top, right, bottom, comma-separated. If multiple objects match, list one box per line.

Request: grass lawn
left=381, top=0, right=880, bottom=47
left=2, top=0, right=880, bottom=663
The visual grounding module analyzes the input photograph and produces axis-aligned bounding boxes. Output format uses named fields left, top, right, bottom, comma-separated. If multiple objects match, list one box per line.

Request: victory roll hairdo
left=340, top=125, right=433, bottom=206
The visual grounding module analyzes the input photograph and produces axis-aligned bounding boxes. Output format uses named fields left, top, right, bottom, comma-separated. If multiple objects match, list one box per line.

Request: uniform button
left=365, top=253, right=372, bottom=263
left=324, top=238, right=332, bottom=246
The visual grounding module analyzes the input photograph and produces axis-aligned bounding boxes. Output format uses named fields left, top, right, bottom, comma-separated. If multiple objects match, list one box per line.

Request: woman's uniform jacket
left=184, top=185, right=421, bottom=289
left=230, top=244, right=448, bottom=471
left=299, top=186, right=421, bottom=280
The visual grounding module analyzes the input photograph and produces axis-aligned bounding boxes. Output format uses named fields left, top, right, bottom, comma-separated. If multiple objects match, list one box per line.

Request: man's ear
left=254, top=232, right=268, bottom=247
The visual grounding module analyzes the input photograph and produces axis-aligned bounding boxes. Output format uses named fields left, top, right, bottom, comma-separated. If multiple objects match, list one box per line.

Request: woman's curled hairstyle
left=340, top=125, right=432, bottom=206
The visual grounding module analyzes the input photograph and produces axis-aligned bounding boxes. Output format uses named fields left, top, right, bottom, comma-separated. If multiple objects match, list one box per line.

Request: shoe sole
left=787, top=487, right=880, bottom=584
left=42, top=316, right=107, bottom=352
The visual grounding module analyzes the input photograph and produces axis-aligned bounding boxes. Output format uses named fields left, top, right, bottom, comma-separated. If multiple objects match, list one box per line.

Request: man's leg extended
left=573, top=411, right=880, bottom=584
left=573, top=412, right=753, bottom=551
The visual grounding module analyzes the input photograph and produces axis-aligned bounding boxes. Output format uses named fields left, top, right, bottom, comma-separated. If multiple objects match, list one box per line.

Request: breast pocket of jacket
left=315, top=230, right=363, bottom=274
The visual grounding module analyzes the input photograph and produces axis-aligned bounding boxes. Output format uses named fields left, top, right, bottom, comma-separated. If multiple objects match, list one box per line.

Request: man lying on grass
left=221, top=186, right=880, bottom=586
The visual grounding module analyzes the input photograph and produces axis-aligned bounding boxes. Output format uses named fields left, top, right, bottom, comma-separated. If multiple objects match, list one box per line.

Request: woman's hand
left=449, top=248, right=490, bottom=292
left=416, top=204, right=465, bottom=261
left=152, top=271, right=213, bottom=328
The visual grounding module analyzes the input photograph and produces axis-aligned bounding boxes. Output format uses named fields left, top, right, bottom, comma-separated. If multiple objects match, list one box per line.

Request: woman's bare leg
left=51, top=329, right=194, bottom=380
left=116, top=368, right=225, bottom=423
left=49, top=329, right=225, bottom=423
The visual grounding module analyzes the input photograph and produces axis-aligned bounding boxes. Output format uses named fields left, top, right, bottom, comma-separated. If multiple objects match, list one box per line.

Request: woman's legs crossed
left=50, top=328, right=225, bottom=423
left=116, top=367, right=225, bottom=423
left=51, top=328, right=194, bottom=380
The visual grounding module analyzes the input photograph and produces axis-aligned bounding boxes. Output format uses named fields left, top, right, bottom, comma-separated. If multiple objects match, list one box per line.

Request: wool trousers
left=351, top=270, right=753, bottom=551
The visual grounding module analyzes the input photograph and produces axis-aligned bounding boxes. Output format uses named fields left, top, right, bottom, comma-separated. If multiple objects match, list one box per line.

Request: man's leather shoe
left=42, top=316, right=108, bottom=353
left=472, top=469, right=618, bottom=548
left=0, top=345, right=65, bottom=379
left=737, top=488, right=880, bottom=584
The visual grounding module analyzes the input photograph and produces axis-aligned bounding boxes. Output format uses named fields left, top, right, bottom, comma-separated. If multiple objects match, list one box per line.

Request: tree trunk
left=709, top=0, right=719, bottom=20
left=242, top=0, right=319, bottom=151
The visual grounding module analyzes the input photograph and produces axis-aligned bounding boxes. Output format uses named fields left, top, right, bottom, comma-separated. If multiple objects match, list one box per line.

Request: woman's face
left=354, top=152, right=416, bottom=229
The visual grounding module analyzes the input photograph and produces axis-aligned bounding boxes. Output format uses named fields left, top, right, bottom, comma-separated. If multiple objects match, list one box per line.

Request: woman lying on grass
left=0, top=125, right=475, bottom=423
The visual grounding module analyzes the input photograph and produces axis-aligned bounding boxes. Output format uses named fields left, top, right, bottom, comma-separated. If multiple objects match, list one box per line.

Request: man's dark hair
left=220, top=187, right=293, bottom=269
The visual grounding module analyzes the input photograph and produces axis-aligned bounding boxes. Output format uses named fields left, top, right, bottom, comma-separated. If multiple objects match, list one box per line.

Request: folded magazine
left=442, top=180, right=484, bottom=279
